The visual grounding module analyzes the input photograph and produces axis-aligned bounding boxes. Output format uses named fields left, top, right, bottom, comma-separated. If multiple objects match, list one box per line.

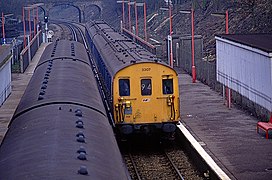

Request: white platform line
left=177, top=123, right=231, bottom=180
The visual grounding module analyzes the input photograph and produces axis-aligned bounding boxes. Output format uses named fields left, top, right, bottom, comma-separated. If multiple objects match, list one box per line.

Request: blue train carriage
left=86, top=21, right=180, bottom=135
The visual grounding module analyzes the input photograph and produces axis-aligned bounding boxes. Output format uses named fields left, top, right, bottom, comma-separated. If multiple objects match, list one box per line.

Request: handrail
left=122, top=28, right=156, bottom=49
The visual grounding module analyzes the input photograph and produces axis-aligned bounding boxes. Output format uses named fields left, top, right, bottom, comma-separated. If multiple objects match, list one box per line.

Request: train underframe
left=116, top=122, right=178, bottom=139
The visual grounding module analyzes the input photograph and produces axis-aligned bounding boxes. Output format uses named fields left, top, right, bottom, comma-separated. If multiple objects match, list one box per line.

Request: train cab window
left=162, top=79, right=173, bottom=94
left=141, top=79, right=152, bottom=96
left=119, top=79, right=130, bottom=96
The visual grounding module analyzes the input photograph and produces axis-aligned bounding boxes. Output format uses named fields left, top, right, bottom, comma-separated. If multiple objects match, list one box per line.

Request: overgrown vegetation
left=11, top=62, right=21, bottom=73
left=142, top=0, right=272, bottom=61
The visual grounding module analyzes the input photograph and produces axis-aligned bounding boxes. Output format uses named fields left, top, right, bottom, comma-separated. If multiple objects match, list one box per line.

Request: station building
left=0, top=45, right=12, bottom=106
left=216, top=34, right=272, bottom=120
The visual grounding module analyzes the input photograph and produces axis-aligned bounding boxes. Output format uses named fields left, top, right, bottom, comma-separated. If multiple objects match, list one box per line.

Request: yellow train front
left=87, top=21, right=180, bottom=135
left=114, top=62, right=180, bottom=134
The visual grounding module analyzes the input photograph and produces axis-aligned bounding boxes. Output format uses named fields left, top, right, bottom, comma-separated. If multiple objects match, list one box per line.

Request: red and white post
left=191, top=8, right=196, bottom=83
left=1, top=12, right=5, bottom=45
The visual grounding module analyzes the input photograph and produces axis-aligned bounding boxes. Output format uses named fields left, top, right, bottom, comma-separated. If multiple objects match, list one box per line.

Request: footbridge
left=24, top=0, right=103, bottom=23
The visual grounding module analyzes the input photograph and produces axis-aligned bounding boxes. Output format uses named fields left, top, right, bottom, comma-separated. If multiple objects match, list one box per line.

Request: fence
left=20, top=30, right=43, bottom=73
left=177, top=35, right=222, bottom=91
left=0, top=82, right=11, bottom=106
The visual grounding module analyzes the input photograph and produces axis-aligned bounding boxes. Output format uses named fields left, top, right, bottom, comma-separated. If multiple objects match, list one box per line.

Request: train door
left=115, top=78, right=132, bottom=123
left=139, top=75, right=175, bottom=123
left=161, top=77, right=176, bottom=121
left=139, top=77, right=154, bottom=123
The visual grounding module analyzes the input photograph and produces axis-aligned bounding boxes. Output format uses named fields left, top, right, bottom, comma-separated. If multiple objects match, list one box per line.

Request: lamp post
left=28, top=7, right=31, bottom=40
left=165, top=1, right=173, bottom=67
left=143, top=2, right=147, bottom=41
left=128, top=0, right=137, bottom=34
left=128, top=1, right=147, bottom=39
left=1, top=12, right=5, bottom=45
left=191, top=8, right=196, bottom=83
left=128, top=0, right=131, bottom=31
left=117, top=1, right=128, bottom=30
left=211, top=10, right=230, bottom=108
left=1, top=13, right=13, bottom=45
left=23, top=3, right=43, bottom=45
left=32, top=8, right=36, bottom=35
left=30, top=3, right=43, bottom=36
left=180, top=9, right=196, bottom=83
left=169, top=3, right=172, bottom=36
left=134, top=1, right=138, bottom=36
left=122, top=0, right=125, bottom=28
left=226, top=10, right=229, bottom=34
left=159, top=1, right=174, bottom=68
left=135, top=2, right=147, bottom=41
left=22, top=7, right=26, bottom=47
left=127, top=1, right=141, bottom=34
left=24, top=6, right=34, bottom=41
left=168, top=1, right=174, bottom=68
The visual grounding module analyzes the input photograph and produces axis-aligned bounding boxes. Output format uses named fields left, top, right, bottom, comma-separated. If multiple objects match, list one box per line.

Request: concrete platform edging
left=177, top=123, right=231, bottom=180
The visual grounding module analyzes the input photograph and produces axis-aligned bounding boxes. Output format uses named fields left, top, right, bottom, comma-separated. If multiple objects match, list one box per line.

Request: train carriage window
left=162, top=79, right=173, bottom=94
left=119, top=79, right=130, bottom=96
left=141, top=79, right=152, bottom=96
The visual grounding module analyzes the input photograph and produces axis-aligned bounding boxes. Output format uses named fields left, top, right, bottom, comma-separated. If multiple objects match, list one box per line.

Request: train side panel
left=86, top=27, right=113, bottom=100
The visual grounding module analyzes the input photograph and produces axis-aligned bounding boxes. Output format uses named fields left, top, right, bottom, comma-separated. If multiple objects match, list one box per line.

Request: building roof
left=0, top=45, right=11, bottom=65
left=216, top=34, right=272, bottom=53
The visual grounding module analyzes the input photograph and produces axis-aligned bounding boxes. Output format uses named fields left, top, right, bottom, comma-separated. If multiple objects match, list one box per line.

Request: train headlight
left=118, top=97, right=124, bottom=102
left=115, top=104, right=119, bottom=111
left=125, top=101, right=131, bottom=108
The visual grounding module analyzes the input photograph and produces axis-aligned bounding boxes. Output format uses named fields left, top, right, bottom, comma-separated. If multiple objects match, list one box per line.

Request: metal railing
left=0, top=82, right=12, bottom=106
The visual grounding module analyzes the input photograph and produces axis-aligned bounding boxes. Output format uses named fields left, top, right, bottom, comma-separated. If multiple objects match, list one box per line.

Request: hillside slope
left=151, top=0, right=272, bottom=60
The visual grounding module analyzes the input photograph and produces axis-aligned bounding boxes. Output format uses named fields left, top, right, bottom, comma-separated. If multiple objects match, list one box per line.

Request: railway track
left=121, top=138, right=204, bottom=180
left=51, top=21, right=85, bottom=43
left=65, top=23, right=85, bottom=43
left=50, top=23, right=66, bottom=40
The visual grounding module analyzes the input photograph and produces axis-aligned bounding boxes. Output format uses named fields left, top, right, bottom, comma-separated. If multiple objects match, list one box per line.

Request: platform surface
left=177, top=68, right=272, bottom=180
left=0, top=43, right=49, bottom=143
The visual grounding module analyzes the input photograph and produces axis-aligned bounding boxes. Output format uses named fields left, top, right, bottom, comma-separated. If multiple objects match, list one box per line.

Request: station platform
left=176, top=68, right=272, bottom=180
left=0, top=43, right=49, bottom=143
left=1, top=41, right=271, bottom=179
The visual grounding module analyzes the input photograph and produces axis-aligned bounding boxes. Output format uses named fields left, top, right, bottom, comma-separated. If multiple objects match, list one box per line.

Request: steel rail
left=164, top=149, right=185, bottom=180
left=128, top=153, right=142, bottom=180
left=66, top=24, right=78, bottom=41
